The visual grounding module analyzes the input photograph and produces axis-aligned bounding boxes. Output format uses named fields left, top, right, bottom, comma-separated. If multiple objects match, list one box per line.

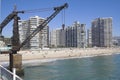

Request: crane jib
left=18, top=3, right=68, bottom=50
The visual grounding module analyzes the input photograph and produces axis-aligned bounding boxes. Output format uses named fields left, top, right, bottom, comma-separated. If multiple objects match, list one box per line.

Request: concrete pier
left=9, top=54, right=23, bottom=75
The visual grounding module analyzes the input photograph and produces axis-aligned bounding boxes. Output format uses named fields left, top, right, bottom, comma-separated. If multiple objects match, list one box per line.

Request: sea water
left=22, top=53, right=120, bottom=80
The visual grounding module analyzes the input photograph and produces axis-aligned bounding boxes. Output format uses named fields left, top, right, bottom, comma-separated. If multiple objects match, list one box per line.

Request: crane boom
left=18, top=3, right=68, bottom=50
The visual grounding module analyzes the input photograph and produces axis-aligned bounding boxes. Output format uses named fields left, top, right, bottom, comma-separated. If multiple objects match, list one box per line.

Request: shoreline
left=0, top=48, right=120, bottom=66
left=1, top=52, right=120, bottom=67
left=22, top=52, right=120, bottom=66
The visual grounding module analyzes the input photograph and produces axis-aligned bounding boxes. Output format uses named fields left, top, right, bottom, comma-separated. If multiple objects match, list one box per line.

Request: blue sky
left=0, top=0, right=120, bottom=37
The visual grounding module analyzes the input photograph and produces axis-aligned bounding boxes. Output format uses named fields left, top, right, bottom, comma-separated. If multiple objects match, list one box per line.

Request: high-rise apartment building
left=66, top=21, right=86, bottom=48
left=50, top=27, right=66, bottom=47
left=18, top=16, right=49, bottom=49
left=87, top=29, right=92, bottom=47
left=59, top=27, right=66, bottom=47
left=50, top=29, right=57, bottom=47
left=18, top=20, right=30, bottom=49
left=91, top=17, right=112, bottom=47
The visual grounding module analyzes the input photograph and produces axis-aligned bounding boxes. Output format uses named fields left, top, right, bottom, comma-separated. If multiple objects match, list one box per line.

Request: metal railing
left=0, top=65, right=22, bottom=80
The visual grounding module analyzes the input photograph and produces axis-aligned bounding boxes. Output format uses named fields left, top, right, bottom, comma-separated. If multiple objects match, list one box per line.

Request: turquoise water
left=23, top=54, right=120, bottom=80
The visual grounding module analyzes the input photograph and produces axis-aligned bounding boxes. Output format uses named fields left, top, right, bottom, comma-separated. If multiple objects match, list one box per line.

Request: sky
left=0, top=0, right=120, bottom=37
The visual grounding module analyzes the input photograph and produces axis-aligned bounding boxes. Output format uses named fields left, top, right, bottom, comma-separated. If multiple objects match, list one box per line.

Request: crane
left=0, top=3, right=68, bottom=72
left=0, top=3, right=68, bottom=53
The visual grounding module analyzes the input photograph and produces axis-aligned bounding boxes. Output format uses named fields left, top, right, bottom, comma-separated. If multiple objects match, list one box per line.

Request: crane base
left=9, top=53, right=23, bottom=75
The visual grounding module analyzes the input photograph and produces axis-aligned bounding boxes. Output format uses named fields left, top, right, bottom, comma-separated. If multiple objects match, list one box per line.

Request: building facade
left=18, top=16, right=49, bottom=49
left=91, top=17, right=112, bottom=47
left=18, top=20, right=30, bottom=49
left=50, top=29, right=57, bottom=47
left=50, top=27, right=66, bottom=48
left=87, top=28, right=92, bottom=47
left=66, top=21, right=86, bottom=48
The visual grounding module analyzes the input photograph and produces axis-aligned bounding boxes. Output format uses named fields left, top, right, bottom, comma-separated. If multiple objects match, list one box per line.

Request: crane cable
left=23, top=7, right=53, bottom=13
left=61, top=8, right=66, bottom=27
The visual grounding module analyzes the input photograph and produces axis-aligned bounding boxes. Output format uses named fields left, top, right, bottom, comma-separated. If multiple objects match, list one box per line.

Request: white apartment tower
left=18, top=20, right=30, bottom=49
left=19, top=16, right=49, bottom=49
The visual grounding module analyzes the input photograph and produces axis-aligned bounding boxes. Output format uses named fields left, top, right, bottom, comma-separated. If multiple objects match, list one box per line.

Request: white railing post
left=13, top=68, right=16, bottom=80
left=0, top=65, right=22, bottom=80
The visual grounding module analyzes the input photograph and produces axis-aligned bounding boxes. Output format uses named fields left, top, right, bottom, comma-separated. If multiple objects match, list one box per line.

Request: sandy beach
left=0, top=48, right=120, bottom=65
